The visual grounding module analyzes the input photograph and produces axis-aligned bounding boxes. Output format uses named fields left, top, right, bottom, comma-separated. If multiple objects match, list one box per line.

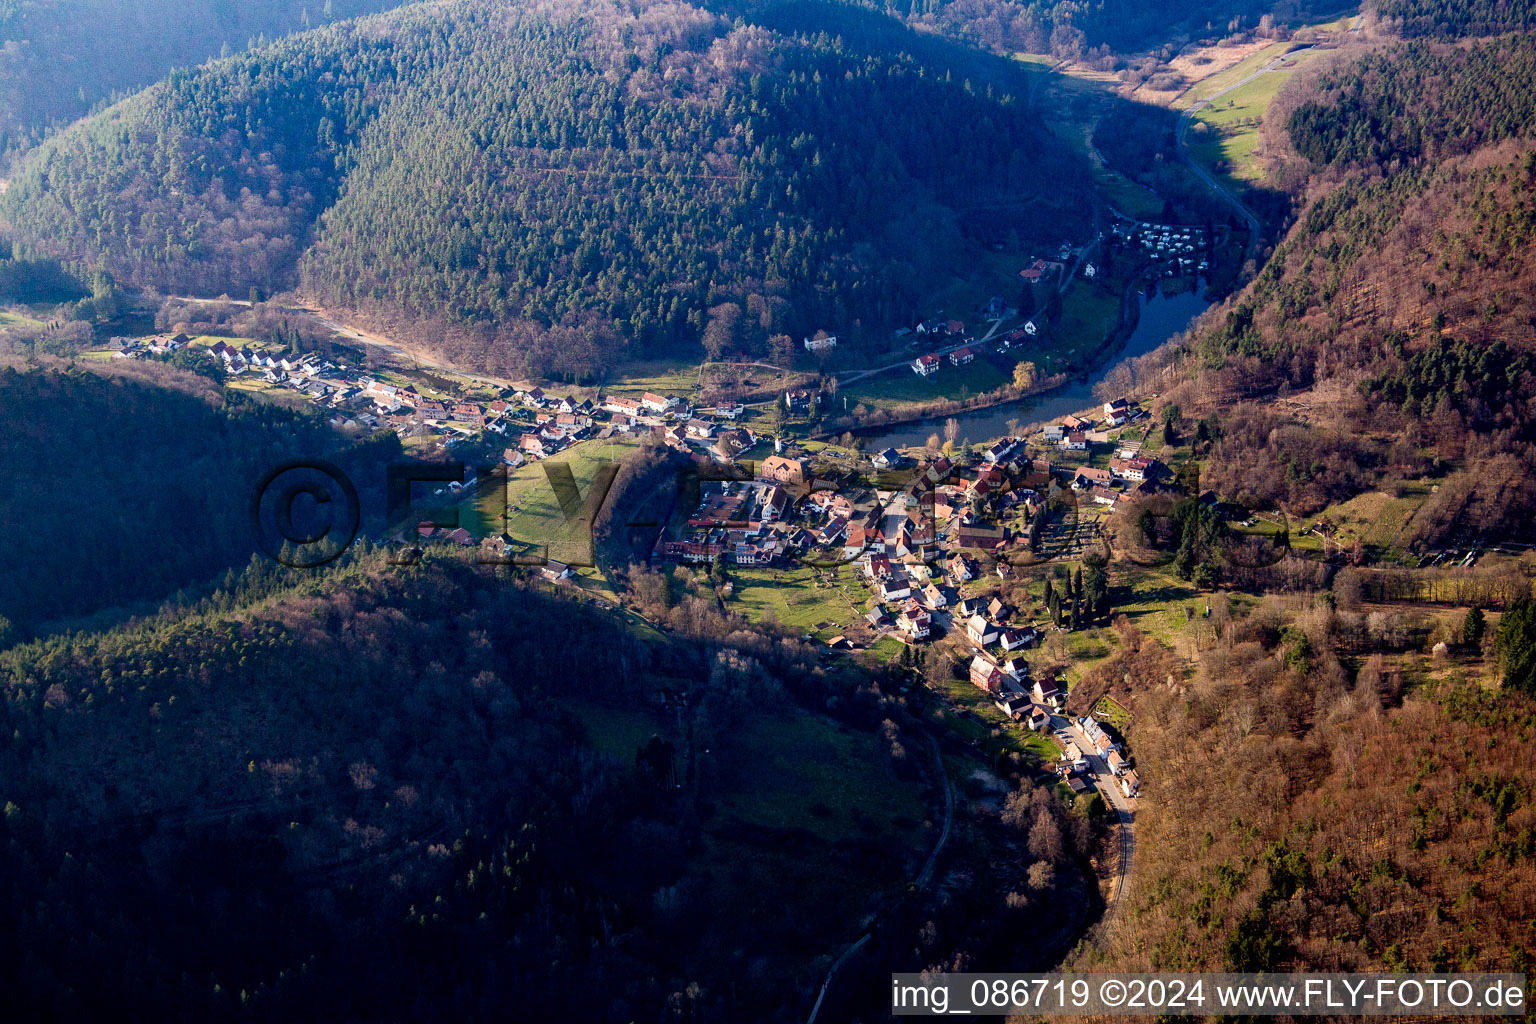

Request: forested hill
left=1367, top=0, right=1536, bottom=37
left=1142, top=31, right=1536, bottom=547
left=0, top=361, right=400, bottom=633
left=0, top=0, right=1089, bottom=376
left=0, top=1, right=409, bottom=152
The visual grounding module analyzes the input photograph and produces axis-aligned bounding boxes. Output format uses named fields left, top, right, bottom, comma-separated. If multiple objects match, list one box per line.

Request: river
left=858, top=283, right=1211, bottom=450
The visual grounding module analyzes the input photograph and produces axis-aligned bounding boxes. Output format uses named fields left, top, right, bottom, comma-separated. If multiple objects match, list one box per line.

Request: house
left=519, top=433, right=548, bottom=457
left=865, top=606, right=890, bottom=629
left=872, top=447, right=903, bottom=470
left=1066, top=775, right=1093, bottom=795
left=1081, top=717, right=1120, bottom=755
left=758, top=455, right=808, bottom=487
left=878, top=576, right=912, bottom=602
left=686, top=418, right=716, bottom=439
left=540, top=560, right=574, bottom=582
left=784, top=389, right=814, bottom=412
left=1000, top=627, right=1036, bottom=651
left=956, top=522, right=1005, bottom=551
left=965, top=614, right=1001, bottom=646
left=949, top=346, right=975, bottom=366
left=1073, top=466, right=1113, bottom=489
left=604, top=395, right=643, bottom=416
left=921, top=583, right=948, bottom=610
left=1062, top=414, right=1091, bottom=431
left=1026, top=705, right=1051, bottom=732
left=946, top=553, right=975, bottom=582
left=987, top=596, right=1008, bottom=621
left=760, top=485, right=790, bottom=522
left=1119, top=771, right=1140, bottom=798
left=640, top=392, right=678, bottom=414
left=1042, top=423, right=1065, bottom=441
left=970, top=654, right=1020, bottom=693
left=898, top=605, right=931, bottom=640
left=994, top=692, right=1033, bottom=719
left=1024, top=317, right=1040, bottom=336
left=956, top=597, right=981, bottom=619
left=912, top=353, right=942, bottom=377
left=1032, top=675, right=1064, bottom=707
left=501, top=447, right=527, bottom=469
left=1110, top=456, right=1156, bottom=482
left=712, top=403, right=745, bottom=420
left=445, top=527, right=476, bottom=547
left=945, top=319, right=965, bottom=336
left=984, top=438, right=1019, bottom=464
left=982, top=295, right=1008, bottom=319
left=1062, top=432, right=1088, bottom=451
left=803, top=331, right=838, bottom=352
left=1106, top=749, right=1127, bottom=776
left=1104, top=398, right=1130, bottom=420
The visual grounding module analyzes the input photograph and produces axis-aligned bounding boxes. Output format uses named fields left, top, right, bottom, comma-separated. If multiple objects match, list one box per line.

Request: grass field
left=1053, top=279, right=1123, bottom=363
left=470, top=435, right=640, bottom=564
left=844, top=355, right=1011, bottom=410
left=0, top=309, right=46, bottom=328
left=1178, top=40, right=1298, bottom=108
left=601, top=359, right=702, bottom=400
left=1291, top=484, right=1434, bottom=563
left=727, top=564, right=869, bottom=637
left=1186, top=47, right=1328, bottom=184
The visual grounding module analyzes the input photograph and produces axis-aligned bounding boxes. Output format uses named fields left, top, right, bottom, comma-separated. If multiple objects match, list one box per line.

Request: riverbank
left=851, top=280, right=1210, bottom=450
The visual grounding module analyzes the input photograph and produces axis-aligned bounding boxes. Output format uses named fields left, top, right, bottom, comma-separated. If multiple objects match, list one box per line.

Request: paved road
left=1054, top=713, right=1136, bottom=943
left=1173, top=49, right=1312, bottom=266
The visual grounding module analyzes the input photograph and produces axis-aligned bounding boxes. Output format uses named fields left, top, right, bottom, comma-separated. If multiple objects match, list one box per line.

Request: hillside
left=0, top=360, right=400, bottom=632
left=1070, top=593, right=1536, bottom=979
left=0, top=545, right=1092, bottom=1021
left=1137, top=32, right=1536, bottom=547
left=0, top=0, right=1090, bottom=376
left=1367, top=0, right=1536, bottom=36
left=0, top=0, right=408, bottom=152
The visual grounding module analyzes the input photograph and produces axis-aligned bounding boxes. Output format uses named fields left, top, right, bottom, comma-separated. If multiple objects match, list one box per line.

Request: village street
left=1053, top=712, right=1136, bottom=942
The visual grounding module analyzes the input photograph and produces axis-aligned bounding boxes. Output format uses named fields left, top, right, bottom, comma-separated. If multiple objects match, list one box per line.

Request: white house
left=965, top=614, right=1001, bottom=646
left=803, top=331, right=838, bottom=352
